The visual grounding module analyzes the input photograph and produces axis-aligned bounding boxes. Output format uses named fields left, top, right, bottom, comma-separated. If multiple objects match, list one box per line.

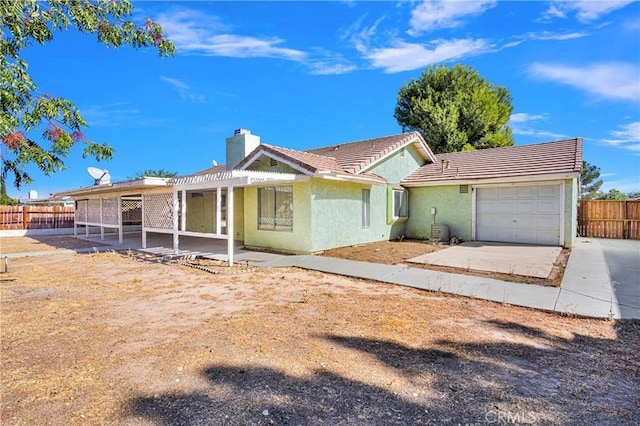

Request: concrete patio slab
left=407, top=241, right=562, bottom=278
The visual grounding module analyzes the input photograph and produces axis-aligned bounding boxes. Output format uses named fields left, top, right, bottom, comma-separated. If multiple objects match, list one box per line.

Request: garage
left=475, top=183, right=562, bottom=246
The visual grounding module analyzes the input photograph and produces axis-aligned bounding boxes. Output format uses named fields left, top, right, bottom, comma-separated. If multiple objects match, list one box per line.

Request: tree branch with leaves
left=1, top=0, right=175, bottom=189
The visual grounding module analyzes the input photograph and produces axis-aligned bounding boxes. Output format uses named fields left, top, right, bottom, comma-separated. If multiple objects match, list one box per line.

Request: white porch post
left=216, top=187, right=222, bottom=235
left=172, top=189, right=179, bottom=254
left=227, top=185, right=234, bottom=266
left=118, top=196, right=123, bottom=244
left=180, top=190, right=186, bottom=232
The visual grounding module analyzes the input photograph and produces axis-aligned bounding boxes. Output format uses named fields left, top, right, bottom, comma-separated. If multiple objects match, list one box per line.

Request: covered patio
left=63, top=170, right=306, bottom=265
left=75, top=231, right=288, bottom=265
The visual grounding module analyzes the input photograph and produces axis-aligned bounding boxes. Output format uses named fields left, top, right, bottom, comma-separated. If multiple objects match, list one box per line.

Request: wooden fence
left=0, top=205, right=75, bottom=230
left=578, top=200, right=640, bottom=240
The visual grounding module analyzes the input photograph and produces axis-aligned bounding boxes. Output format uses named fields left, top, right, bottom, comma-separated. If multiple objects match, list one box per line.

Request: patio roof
left=169, top=170, right=308, bottom=191
left=56, top=177, right=170, bottom=198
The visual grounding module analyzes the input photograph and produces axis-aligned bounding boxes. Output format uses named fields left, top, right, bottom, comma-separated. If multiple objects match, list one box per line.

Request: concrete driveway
left=598, top=239, right=640, bottom=319
left=406, top=241, right=562, bottom=278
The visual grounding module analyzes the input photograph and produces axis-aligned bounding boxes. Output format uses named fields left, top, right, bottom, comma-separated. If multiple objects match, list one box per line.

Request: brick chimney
left=225, top=128, right=260, bottom=170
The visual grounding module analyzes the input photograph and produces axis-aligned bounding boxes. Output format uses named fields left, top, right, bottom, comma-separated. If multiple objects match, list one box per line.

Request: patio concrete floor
left=406, top=241, right=563, bottom=279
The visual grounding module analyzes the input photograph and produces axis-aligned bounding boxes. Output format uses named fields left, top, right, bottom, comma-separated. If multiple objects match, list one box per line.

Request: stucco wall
left=405, top=185, right=473, bottom=241
left=406, top=179, right=580, bottom=246
left=564, top=178, right=578, bottom=248
left=185, top=192, right=215, bottom=233
left=243, top=183, right=312, bottom=253
left=367, top=144, right=425, bottom=183
left=307, top=179, right=406, bottom=252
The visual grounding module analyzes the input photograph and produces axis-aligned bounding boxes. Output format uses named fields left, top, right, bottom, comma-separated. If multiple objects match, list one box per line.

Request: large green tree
left=394, top=64, right=514, bottom=154
left=1, top=0, right=175, bottom=190
left=580, top=160, right=603, bottom=199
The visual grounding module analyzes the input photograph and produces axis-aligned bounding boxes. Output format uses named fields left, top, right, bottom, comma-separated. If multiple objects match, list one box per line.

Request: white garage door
left=476, top=184, right=561, bottom=246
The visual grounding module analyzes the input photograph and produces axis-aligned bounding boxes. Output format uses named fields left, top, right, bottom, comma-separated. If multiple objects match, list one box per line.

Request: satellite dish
left=87, top=166, right=111, bottom=185
left=212, top=160, right=218, bottom=166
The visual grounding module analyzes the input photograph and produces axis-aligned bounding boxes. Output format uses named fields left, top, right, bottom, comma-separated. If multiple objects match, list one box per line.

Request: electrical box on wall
left=430, top=207, right=437, bottom=215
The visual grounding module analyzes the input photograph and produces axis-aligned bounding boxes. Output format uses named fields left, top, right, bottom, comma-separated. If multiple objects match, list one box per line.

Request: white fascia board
left=238, top=150, right=314, bottom=176
left=55, top=178, right=170, bottom=198
left=317, top=173, right=384, bottom=185
left=402, top=172, right=579, bottom=187
left=174, top=176, right=249, bottom=192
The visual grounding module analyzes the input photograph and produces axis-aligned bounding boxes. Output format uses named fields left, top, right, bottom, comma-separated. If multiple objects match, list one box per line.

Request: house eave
left=401, top=172, right=580, bottom=187
left=55, top=177, right=170, bottom=198
left=315, top=171, right=385, bottom=185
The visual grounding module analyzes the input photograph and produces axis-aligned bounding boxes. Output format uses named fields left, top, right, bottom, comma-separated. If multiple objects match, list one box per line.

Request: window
left=258, top=186, right=293, bottom=231
left=393, top=189, right=408, bottom=218
left=362, top=189, right=370, bottom=228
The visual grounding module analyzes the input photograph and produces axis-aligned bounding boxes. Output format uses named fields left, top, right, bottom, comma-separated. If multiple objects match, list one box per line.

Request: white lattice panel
left=102, top=198, right=119, bottom=225
left=144, top=193, right=174, bottom=229
left=122, top=199, right=142, bottom=224
left=87, top=199, right=102, bottom=223
left=75, top=200, right=87, bottom=222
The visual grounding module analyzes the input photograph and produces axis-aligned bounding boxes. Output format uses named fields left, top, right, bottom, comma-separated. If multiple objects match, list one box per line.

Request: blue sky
left=8, top=0, right=640, bottom=199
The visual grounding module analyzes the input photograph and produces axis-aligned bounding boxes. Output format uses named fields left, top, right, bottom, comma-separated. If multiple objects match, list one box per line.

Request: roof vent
left=234, top=128, right=251, bottom=135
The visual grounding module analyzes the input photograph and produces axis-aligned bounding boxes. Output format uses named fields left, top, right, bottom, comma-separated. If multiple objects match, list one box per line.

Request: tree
left=580, top=161, right=603, bottom=199
left=0, top=172, right=17, bottom=205
left=597, top=189, right=629, bottom=200
left=1, top=0, right=175, bottom=190
left=394, top=64, right=514, bottom=154
left=130, top=169, right=178, bottom=179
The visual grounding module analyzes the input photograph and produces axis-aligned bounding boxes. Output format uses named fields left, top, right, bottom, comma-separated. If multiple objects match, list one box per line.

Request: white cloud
left=601, top=121, right=640, bottom=152
left=509, top=112, right=565, bottom=139
left=525, top=31, right=588, bottom=41
left=409, top=0, right=497, bottom=34
left=542, top=1, right=636, bottom=23
left=366, top=38, right=489, bottom=73
left=156, top=9, right=306, bottom=61
left=529, top=62, right=640, bottom=102
left=510, top=113, right=548, bottom=123
left=160, top=77, right=205, bottom=103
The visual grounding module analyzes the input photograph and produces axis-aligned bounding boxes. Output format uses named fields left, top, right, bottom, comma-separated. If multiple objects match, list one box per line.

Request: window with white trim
left=258, top=186, right=293, bottom=231
left=393, top=189, right=408, bottom=218
left=362, top=189, right=370, bottom=228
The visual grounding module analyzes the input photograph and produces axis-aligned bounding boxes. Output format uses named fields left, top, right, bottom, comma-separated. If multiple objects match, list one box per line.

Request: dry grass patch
left=1, top=245, right=638, bottom=425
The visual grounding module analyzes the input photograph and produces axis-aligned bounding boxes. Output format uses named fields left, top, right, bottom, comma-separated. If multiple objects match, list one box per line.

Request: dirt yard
left=323, top=240, right=569, bottom=286
left=1, top=237, right=638, bottom=425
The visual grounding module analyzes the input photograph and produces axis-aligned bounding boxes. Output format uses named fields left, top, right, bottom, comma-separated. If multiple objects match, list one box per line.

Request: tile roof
left=306, top=132, right=433, bottom=174
left=236, top=131, right=434, bottom=184
left=257, top=144, right=387, bottom=183
left=188, top=164, right=228, bottom=176
left=402, top=138, right=582, bottom=185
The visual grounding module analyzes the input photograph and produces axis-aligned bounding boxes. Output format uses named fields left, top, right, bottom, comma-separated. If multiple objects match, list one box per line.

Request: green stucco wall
left=367, top=145, right=425, bottom=183
left=185, top=192, right=216, bottom=233
left=405, top=185, right=473, bottom=241
left=240, top=146, right=425, bottom=253
left=243, top=182, right=312, bottom=253
left=564, top=178, right=578, bottom=248
left=307, top=179, right=406, bottom=252
left=183, top=188, right=244, bottom=240
left=406, top=179, right=580, bottom=247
